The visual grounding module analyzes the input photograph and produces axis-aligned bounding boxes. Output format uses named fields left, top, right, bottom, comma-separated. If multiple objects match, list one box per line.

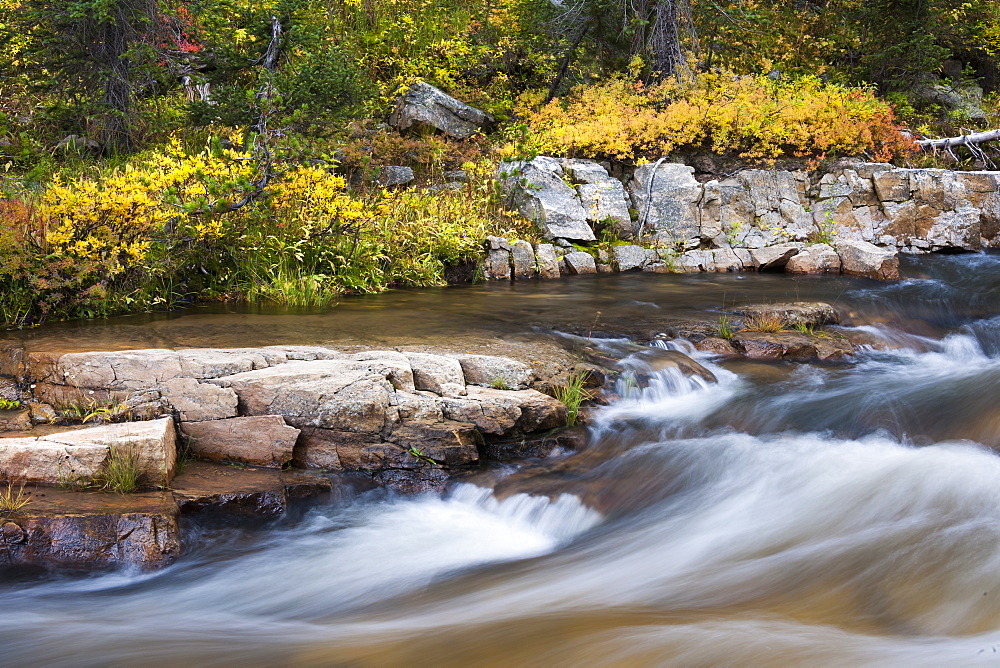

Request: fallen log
left=915, top=128, right=1000, bottom=149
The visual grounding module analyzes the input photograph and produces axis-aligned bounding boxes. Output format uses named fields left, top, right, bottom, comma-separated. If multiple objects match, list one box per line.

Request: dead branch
left=915, top=129, right=1000, bottom=150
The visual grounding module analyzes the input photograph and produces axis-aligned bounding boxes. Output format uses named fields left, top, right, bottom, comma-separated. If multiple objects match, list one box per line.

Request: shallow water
left=2, top=252, right=1000, bottom=666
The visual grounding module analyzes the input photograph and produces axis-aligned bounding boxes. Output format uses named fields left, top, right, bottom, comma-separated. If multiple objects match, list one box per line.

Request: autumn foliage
left=515, top=71, right=918, bottom=162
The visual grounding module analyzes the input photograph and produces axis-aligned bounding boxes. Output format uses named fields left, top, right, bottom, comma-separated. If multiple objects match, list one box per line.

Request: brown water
left=2, top=252, right=1000, bottom=666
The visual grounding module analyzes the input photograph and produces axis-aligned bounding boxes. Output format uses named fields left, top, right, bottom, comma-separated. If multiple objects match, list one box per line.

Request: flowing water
left=2, top=252, right=1000, bottom=666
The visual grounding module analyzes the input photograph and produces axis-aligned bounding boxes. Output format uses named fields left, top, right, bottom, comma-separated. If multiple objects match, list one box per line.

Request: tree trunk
left=650, top=0, right=683, bottom=82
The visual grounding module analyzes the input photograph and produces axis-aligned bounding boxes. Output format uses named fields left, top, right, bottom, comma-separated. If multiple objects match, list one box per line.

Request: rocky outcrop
left=498, top=157, right=596, bottom=241
left=736, top=302, right=840, bottom=328
left=388, top=81, right=495, bottom=139
left=4, top=346, right=569, bottom=482
left=492, top=157, right=1000, bottom=281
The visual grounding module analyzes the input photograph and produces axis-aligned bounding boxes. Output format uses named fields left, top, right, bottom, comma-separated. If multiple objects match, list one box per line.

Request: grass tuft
left=718, top=315, right=734, bottom=339
left=0, top=482, right=31, bottom=514
left=99, top=444, right=143, bottom=494
left=553, top=370, right=594, bottom=427
left=741, top=312, right=789, bottom=333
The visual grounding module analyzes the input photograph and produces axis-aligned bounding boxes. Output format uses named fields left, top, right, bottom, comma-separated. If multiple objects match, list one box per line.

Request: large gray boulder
left=837, top=239, right=900, bottom=280
left=568, top=161, right=633, bottom=236
left=388, top=81, right=495, bottom=139
left=630, top=163, right=702, bottom=248
left=498, top=157, right=595, bottom=241
left=785, top=243, right=841, bottom=274
left=612, top=245, right=657, bottom=272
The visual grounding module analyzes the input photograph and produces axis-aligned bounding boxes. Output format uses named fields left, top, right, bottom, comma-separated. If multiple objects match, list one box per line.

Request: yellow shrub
left=514, top=72, right=917, bottom=163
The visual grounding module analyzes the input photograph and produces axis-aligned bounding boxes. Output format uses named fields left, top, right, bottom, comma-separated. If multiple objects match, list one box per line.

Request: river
left=2, top=252, right=999, bottom=665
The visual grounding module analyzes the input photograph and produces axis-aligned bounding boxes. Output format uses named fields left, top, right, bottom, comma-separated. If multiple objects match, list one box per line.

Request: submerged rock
left=730, top=331, right=854, bottom=361
left=171, top=461, right=331, bottom=518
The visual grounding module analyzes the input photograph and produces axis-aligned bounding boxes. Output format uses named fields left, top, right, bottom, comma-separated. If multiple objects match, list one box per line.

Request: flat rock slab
left=171, top=461, right=332, bottom=517
left=736, top=302, right=841, bottom=327
left=1, top=487, right=180, bottom=570
left=0, top=418, right=176, bottom=486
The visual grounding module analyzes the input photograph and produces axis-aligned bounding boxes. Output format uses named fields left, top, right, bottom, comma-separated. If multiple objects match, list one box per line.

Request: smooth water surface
left=2, top=252, right=1000, bottom=666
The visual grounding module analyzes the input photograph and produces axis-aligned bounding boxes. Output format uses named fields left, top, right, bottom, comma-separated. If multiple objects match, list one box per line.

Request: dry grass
left=0, top=482, right=31, bottom=513
left=741, top=312, right=789, bottom=333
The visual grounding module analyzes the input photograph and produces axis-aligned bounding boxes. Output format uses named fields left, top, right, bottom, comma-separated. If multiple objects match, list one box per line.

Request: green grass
left=99, top=444, right=143, bottom=494
left=553, top=370, right=594, bottom=427
left=718, top=315, right=734, bottom=339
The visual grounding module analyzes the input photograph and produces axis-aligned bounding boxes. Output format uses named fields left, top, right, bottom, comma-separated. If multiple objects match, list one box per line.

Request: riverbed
left=2, top=252, right=999, bottom=665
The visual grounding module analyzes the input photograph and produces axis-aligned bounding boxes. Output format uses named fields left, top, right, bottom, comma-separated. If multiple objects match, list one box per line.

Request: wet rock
left=0, top=408, right=30, bottom=431
left=627, top=348, right=717, bottom=384
left=388, top=81, right=495, bottom=139
left=441, top=386, right=566, bottom=435
left=730, top=331, right=853, bottom=361
left=749, top=244, right=801, bottom=271
left=1, top=488, right=180, bottom=570
left=27, top=402, right=57, bottom=425
left=694, top=337, right=739, bottom=356
left=785, top=243, right=841, bottom=273
left=180, top=415, right=299, bottom=468
left=385, top=420, right=480, bottom=467
left=171, top=461, right=331, bottom=518
left=612, top=245, right=657, bottom=272
left=373, top=468, right=450, bottom=494
left=455, top=354, right=533, bottom=390
left=498, top=157, right=595, bottom=242
left=736, top=302, right=840, bottom=327
left=0, top=418, right=177, bottom=486
left=482, top=426, right=587, bottom=461
left=484, top=248, right=512, bottom=280
left=837, top=239, right=900, bottom=280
